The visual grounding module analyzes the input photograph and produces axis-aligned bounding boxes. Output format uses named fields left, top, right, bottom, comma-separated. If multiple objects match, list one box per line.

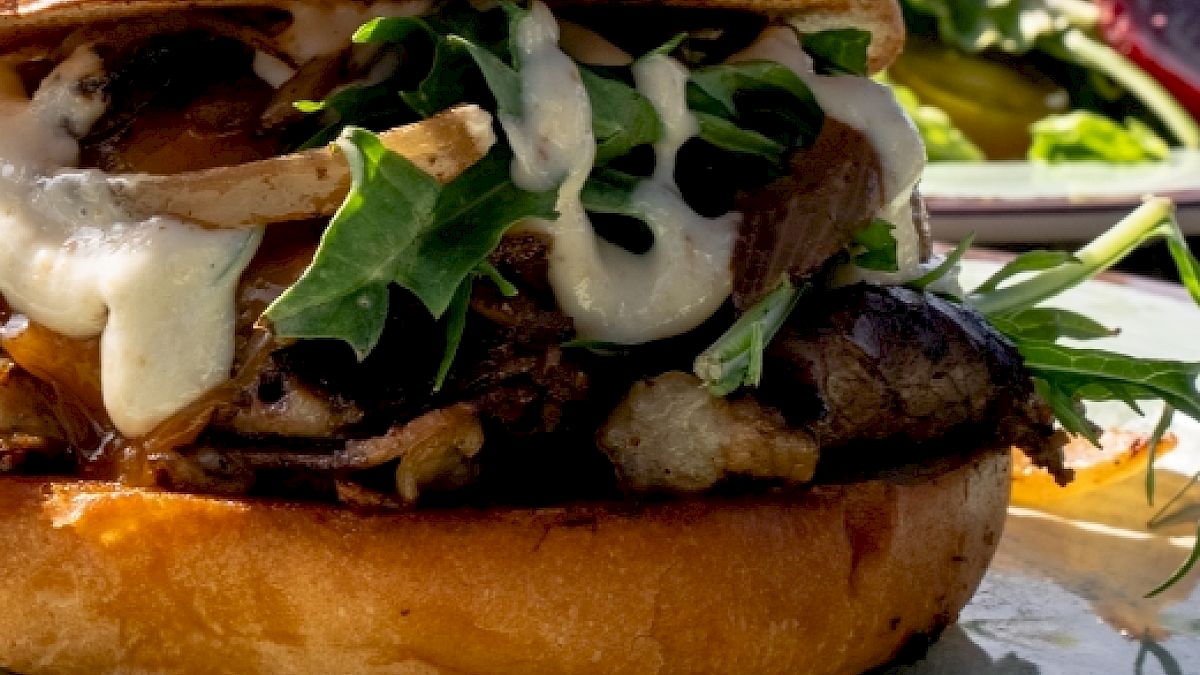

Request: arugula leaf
left=435, top=278, right=474, bottom=391
left=579, top=67, right=663, bottom=165
left=353, top=14, right=430, bottom=44
left=647, top=33, right=688, bottom=58
left=694, top=112, right=786, bottom=162
left=1145, top=406, right=1175, bottom=505
left=985, top=307, right=1117, bottom=342
left=476, top=260, right=518, bottom=298
left=265, top=127, right=439, bottom=357
left=694, top=280, right=805, bottom=396
left=1015, top=341, right=1200, bottom=421
left=908, top=233, right=975, bottom=291
left=687, top=61, right=823, bottom=150
left=403, top=146, right=559, bottom=316
left=974, top=250, right=1080, bottom=295
left=1029, top=111, right=1171, bottom=164
left=1150, top=470, right=1200, bottom=528
left=452, top=34, right=523, bottom=117
left=295, top=83, right=410, bottom=149
left=580, top=168, right=643, bottom=216
left=970, top=199, right=1200, bottom=316
left=1146, top=522, right=1200, bottom=599
left=264, top=128, right=557, bottom=359
left=852, top=218, right=900, bottom=272
left=802, top=28, right=872, bottom=77
left=1033, top=377, right=1100, bottom=444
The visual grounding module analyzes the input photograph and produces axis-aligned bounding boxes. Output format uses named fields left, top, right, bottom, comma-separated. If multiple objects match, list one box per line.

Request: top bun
left=1, top=0, right=905, bottom=72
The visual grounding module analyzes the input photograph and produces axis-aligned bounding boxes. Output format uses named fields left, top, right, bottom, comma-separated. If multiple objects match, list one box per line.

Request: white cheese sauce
left=505, top=4, right=736, bottom=345
left=0, top=47, right=262, bottom=437
left=730, top=27, right=927, bottom=281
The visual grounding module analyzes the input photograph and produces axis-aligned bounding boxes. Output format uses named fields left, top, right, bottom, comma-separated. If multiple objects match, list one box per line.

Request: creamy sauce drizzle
left=506, top=4, right=736, bottom=345
left=0, top=47, right=262, bottom=436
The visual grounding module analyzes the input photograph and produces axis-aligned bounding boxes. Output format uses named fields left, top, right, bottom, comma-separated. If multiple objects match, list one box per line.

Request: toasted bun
left=0, top=448, right=1008, bottom=675
left=1, top=0, right=904, bottom=72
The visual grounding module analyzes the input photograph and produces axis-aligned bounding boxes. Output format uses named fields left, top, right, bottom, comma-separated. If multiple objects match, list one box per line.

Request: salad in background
left=888, top=0, right=1200, bottom=163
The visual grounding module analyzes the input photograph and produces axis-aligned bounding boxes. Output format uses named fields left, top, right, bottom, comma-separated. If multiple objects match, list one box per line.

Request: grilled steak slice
left=761, top=284, right=1066, bottom=478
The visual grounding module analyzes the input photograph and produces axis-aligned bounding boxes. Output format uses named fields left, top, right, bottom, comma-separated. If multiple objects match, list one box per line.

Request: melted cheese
left=504, top=5, right=735, bottom=345
left=0, top=48, right=262, bottom=436
left=731, top=27, right=927, bottom=280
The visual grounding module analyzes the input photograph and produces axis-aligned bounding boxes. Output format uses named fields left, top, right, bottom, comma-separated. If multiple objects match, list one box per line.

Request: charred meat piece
left=0, top=361, right=73, bottom=473
left=761, top=285, right=1062, bottom=463
left=732, top=119, right=884, bottom=309
left=599, top=286, right=1064, bottom=493
left=79, top=29, right=287, bottom=173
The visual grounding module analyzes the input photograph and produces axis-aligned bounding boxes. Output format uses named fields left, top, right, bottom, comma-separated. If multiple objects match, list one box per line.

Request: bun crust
left=1, top=0, right=904, bottom=72
left=0, top=448, right=1008, bottom=675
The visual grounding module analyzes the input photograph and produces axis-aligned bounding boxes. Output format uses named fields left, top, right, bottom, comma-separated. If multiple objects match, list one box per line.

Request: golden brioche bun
left=1, top=0, right=904, bottom=73
left=0, top=448, right=1008, bottom=675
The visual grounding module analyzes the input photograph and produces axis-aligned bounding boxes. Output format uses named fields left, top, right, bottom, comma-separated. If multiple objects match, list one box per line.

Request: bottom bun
left=0, top=448, right=1009, bottom=675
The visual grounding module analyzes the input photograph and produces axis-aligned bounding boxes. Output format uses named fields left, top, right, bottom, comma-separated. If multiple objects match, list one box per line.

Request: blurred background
left=887, top=0, right=1200, bottom=279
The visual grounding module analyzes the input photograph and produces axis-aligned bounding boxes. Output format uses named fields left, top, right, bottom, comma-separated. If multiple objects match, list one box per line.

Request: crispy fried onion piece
left=599, top=371, right=818, bottom=493
left=109, top=105, right=495, bottom=228
left=348, top=404, right=485, bottom=504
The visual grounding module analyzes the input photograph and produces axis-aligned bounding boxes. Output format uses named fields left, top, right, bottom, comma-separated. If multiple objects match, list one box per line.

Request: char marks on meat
left=762, top=284, right=1067, bottom=481
left=733, top=119, right=884, bottom=309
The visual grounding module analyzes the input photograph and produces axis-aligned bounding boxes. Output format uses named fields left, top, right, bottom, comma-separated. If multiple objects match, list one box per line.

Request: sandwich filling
left=0, top=0, right=1067, bottom=505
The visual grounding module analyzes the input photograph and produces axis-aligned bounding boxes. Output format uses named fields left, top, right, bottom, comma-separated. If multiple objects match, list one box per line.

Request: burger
left=0, top=0, right=1125, bottom=672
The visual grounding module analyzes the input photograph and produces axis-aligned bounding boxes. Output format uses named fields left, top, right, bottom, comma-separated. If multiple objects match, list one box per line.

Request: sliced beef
left=732, top=119, right=884, bottom=309
left=760, top=284, right=1065, bottom=477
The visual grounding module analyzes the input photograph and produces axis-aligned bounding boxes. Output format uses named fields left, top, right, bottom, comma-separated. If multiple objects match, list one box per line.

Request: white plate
left=892, top=259, right=1200, bottom=674
left=921, top=151, right=1200, bottom=244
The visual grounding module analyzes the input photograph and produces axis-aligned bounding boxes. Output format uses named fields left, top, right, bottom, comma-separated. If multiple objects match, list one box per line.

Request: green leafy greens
left=961, top=197, right=1200, bottom=592
left=852, top=218, right=901, bottom=272
left=694, top=280, right=805, bottom=396
left=1029, top=111, right=1171, bottom=164
left=263, top=128, right=557, bottom=362
left=801, top=28, right=872, bottom=77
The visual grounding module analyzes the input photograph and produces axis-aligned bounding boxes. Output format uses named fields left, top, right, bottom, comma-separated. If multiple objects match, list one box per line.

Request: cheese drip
left=0, top=47, right=262, bottom=437
left=505, top=4, right=736, bottom=345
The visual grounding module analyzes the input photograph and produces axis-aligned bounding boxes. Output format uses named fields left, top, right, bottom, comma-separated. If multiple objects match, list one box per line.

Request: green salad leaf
left=1029, top=111, right=1171, bottom=164
left=687, top=61, right=824, bottom=148
left=263, top=128, right=557, bottom=360
left=852, top=218, right=900, bottom=272
left=693, top=111, right=786, bottom=162
left=957, top=198, right=1200, bottom=593
left=908, top=233, right=975, bottom=291
left=801, top=28, right=872, bottom=77
left=985, top=307, right=1116, bottom=342
left=694, top=280, right=805, bottom=396
left=579, top=67, right=663, bottom=165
